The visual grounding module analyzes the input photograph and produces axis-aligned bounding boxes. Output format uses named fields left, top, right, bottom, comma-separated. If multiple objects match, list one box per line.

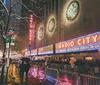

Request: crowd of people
left=16, top=55, right=100, bottom=82
left=33, top=56, right=100, bottom=76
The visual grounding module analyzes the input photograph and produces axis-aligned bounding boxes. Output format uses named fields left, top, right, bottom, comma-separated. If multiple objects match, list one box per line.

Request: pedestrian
left=44, top=58, right=48, bottom=68
left=24, top=61, right=30, bottom=80
left=69, top=57, right=76, bottom=75
left=19, top=60, right=25, bottom=82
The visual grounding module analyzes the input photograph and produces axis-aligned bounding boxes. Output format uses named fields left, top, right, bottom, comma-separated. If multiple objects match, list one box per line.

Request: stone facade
left=36, top=0, right=100, bottom=48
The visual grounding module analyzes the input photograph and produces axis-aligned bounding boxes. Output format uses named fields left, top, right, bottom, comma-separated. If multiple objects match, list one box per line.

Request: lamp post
left=5, top=28, right=14, bottom=84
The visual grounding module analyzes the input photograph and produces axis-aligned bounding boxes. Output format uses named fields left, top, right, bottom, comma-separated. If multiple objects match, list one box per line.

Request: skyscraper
left=5, top=0, right=22, bottom=30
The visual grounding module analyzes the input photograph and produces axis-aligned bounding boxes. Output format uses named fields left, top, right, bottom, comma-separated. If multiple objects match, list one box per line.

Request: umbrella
left=20, top=57, right=30, bottom=62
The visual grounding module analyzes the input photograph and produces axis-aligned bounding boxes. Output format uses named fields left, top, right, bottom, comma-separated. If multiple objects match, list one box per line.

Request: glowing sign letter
left=77, top=39, right=81, bottom=45
left=92, top=35, right=97, bottom=42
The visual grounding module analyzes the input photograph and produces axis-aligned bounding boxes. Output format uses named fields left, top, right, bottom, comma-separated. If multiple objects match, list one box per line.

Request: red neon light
left=29, top=15, right=35, bottom=44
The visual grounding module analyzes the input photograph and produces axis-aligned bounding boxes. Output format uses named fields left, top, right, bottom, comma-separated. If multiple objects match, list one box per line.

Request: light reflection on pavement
left=29, top=65, right=45, bottom=80
left=57, top=76, right=78, bottom=85
left=29, top=65, right=78, bottom=85
left=7, top=64, right=78, bottom=85
left=58, top=77, right=73, bottom=85
left=8, top=64, right=20, bottom=84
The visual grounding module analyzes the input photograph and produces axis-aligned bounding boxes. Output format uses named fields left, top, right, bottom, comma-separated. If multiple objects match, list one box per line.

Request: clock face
left=38, top=27, right=44, bottom=39
left=48, top=18, right=55, bottom=32
left=66, top=1, right=79, bottom=21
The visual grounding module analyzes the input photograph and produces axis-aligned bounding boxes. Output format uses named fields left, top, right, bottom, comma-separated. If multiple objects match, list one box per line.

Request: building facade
left=34, top=0, right=100, bottom=60
left=36, top=0, right=100, bottom=47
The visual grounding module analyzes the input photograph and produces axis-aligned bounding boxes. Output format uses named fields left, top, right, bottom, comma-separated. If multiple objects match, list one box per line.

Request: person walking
left=69, top=57, right=76, bottom=76
left=44, top=58, right=48, bottom=68
left=19, top=61, right=25, bottom=82
left=24, top=61, right=30, bottom=80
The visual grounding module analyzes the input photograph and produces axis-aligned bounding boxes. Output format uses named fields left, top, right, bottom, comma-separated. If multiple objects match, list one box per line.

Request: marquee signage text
left=25, top=51, right=30, bottom=56
left=55, top=32, right=100, bottom=53
left=38, top=45, right=54, bottom=55
left=31, top=49, right=37, bottom=56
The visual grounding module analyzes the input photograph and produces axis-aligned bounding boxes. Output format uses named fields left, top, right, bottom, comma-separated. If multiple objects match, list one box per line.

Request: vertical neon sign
left=29, top=15, right=34, bottom=44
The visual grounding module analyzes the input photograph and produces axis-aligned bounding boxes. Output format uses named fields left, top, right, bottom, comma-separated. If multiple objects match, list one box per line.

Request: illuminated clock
left=38, top=27, right=44, bottom=39
left=66, top=1, right=79, bottom=21
left=48, top=18, right=55, bottom=32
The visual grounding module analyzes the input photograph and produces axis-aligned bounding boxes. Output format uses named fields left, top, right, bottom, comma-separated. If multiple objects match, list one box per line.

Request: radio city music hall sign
left=55, top=32, right=100, bottom=53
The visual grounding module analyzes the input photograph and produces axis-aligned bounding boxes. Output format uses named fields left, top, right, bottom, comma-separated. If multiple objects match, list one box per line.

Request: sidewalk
left=7, top=64, right=20, bottom=85
left=7, top=64, right=62, bottom=85
left=7, top=64, right=44, bottom=85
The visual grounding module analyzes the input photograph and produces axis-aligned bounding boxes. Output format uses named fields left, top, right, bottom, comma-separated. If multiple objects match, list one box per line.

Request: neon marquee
left=31, top=49, right=37, bottom=56
left=55, top=32, right=100, bottom=53
left=29, top=15, right=34, bottom=44
left=38, top=45, right=54, bottom=55
left=25, top=51, right=30, bottom=56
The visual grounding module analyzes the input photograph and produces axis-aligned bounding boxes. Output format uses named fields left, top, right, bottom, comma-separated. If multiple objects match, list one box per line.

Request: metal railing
left=44, top=67, right=59, bottom=85
left=44, top=67, right=100, bottom=85
left=31, top=62, right=100, bottom=85
left=47, top=63, right=100, bottom=76
left=79, top=74, right=100, bottom=85
left=44, top=67, right=79, bottom=85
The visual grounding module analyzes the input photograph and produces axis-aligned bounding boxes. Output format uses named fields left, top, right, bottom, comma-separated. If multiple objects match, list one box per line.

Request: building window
left=56, top=0, right=58, bottom=14
left=45, top=4, right=48, bottom=17
left=52, top=0, right=54, bottom=11
left=49, top=0, right=51, bottom=13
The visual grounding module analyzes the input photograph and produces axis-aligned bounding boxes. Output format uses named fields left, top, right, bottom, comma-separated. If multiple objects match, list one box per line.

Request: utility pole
left=5, top=28, right=14, bottom=84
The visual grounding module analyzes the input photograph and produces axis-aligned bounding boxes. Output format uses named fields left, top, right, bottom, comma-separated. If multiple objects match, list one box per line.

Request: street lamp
left=5, top=28, right=14, bottom=84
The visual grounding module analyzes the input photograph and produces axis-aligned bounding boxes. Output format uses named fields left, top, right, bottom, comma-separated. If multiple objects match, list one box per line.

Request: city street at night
left=7, top=64, right=79, bottom=85
left=0, top=0, right=100, bottom=85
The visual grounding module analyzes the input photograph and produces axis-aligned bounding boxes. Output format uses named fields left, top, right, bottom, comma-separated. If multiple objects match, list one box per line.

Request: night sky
left=31, top=0, right=47, bottom=18
left=22, top=0, right=47, bottom=19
